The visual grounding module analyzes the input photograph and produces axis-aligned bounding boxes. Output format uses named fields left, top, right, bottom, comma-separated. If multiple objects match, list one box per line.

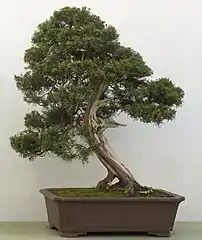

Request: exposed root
left=96, top=171, right=116, bottom=189
left=99, top=179, right=153, bottom=196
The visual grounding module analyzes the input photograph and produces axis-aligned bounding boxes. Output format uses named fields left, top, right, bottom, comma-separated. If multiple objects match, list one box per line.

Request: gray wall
left=0, top=0, right=201, bottom=221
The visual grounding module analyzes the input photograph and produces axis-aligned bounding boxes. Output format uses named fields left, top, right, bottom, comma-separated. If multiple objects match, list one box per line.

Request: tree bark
left=83, top=83, right=142, bottom=193
left=96, top=166, right=115, bottom=189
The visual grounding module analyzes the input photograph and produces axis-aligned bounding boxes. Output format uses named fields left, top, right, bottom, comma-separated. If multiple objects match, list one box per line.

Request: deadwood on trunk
left=83, top=83, right=142, bottom=193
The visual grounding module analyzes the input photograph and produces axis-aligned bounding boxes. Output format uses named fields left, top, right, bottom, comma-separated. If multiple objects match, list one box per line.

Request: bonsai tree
left=10, top=6, right=184, bottom=194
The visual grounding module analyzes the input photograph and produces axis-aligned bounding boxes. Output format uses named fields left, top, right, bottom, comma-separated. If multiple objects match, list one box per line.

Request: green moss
left=51, top=188, right=125, bottom=197
left=50, top=188, right=169, bottom=198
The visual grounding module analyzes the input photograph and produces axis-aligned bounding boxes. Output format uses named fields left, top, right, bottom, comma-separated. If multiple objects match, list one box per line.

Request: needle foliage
left=10, top=6, right=184, bottom=162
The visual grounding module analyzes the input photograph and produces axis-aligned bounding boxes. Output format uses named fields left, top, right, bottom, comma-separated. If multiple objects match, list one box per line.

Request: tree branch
left=39, top=87, right=55, bottom=99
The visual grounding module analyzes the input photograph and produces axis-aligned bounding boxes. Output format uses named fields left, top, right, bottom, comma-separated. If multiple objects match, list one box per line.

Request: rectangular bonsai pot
left=40, top=188, right=185, bottom=237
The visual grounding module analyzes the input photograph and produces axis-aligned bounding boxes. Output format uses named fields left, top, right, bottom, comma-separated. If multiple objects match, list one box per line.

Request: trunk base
left=96, top=172, right=116, bottom=189
left=96, top=177, right=151, bottom=196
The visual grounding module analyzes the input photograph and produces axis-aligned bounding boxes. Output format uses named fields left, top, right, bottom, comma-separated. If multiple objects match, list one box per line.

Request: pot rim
left=40, top=188, right=185, bottom=203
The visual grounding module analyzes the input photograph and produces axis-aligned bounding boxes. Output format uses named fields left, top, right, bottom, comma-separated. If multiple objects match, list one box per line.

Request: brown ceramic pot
left=40, top=188, right=184, bottom=237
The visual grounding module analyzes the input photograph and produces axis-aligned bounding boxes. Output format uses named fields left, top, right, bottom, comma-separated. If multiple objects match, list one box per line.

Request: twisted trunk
left=83, top=83, right=142, bottom=193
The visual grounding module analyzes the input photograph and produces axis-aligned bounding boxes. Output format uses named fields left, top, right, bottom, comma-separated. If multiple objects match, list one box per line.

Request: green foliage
left=10, top=6, right=184, bottom=162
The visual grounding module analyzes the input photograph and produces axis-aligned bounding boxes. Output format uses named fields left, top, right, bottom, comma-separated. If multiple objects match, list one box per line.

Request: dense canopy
left=10, top=6, right=184, bottom=163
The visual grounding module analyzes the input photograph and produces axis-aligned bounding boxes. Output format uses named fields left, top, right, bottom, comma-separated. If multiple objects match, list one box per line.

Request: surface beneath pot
left=0, top=222, right=201, bottom=239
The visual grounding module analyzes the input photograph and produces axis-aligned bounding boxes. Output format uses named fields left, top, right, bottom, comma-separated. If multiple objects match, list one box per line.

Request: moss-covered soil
left=50, top=187, right=170, bottom=198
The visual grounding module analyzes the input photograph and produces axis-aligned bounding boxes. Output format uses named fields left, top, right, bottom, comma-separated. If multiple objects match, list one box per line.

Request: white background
left=0, top=0, right=201, bottom=221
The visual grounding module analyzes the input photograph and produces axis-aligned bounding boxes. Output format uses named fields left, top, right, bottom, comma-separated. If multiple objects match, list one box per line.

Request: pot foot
left=48, top=223, right=56, bottom=230
left=59, top=231, right=87, bottom=237
left=148, top=231, right=171, bottom=237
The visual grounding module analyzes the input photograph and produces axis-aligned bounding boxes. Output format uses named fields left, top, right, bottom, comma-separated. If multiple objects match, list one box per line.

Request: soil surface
left=50, top=188, right=171, bottom=198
